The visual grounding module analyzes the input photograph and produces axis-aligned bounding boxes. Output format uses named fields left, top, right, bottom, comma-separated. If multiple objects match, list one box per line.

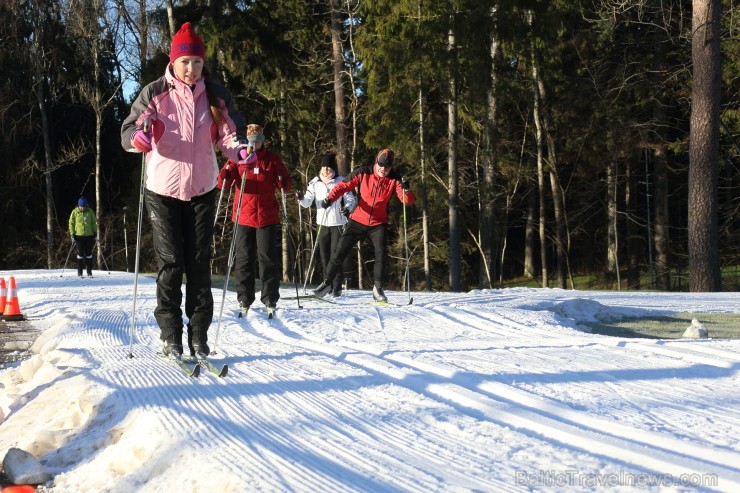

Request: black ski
left=267, top=306, right=275, bottom=319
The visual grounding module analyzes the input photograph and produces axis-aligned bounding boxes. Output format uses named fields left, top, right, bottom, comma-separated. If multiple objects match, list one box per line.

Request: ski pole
left=214, top=163, right=229, bottom=229
left=297, top=198, right=303, bottom=283
left=128, top=119, right=150, bottom=358
left=302, top=205, right=329, bottom=294
left=96, top=237, right=110, bottom=274
left=212, top=169, right=247, bottom=355
left=60, top=241, right=75, bottom=277
left=279, top=178, right=302, bottom=307
left=402, top=182, right=413, bottom=305
left=300, top=181, right=330, bottom=294
left=221, top=186, right=233, bottom=238
left=211, top=163, right=230, bottom=276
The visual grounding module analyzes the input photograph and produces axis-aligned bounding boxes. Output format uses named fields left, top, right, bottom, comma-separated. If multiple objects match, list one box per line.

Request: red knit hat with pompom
left=170, top=22, right=206, bottom=62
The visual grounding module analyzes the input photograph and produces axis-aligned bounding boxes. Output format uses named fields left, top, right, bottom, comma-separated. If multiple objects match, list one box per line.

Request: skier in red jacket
left=218, top=124, right=292, bottom=314
left=313, top=149, right=415, bottom=302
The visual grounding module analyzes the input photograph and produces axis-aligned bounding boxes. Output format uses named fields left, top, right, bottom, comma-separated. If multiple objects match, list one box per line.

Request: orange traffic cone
left=2, top=276, right=26, bottom=321
left=0, top=277, right=6, bottom=315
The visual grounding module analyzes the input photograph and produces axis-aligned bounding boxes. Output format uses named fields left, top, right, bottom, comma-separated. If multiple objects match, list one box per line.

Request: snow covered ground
left=1, top=269, right=739, bottom=492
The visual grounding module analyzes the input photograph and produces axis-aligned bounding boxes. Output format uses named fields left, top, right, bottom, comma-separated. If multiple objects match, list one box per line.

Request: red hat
left=170, top=22, right=206, bottom=62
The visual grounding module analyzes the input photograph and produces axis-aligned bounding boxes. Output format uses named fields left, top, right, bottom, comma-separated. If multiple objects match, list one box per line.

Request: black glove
left=401, top=177, right=410, bottom=192
left=340, top=206, right=351, bottom=218
left=321, top=198, right=332, bottom=209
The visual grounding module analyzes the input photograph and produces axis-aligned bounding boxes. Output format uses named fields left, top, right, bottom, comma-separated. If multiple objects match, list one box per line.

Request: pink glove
left=132, top=129, right=152, bottom=153
left=238, top=146, right=255, bottom=164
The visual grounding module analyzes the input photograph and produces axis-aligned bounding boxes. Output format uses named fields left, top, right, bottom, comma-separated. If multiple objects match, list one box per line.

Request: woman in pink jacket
left=121, top=23, right=248, bottom=359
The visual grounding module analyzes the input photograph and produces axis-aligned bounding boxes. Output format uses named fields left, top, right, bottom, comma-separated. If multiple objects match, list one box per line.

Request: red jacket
left=328, top=165, right=415, bottom=226
left=218, top=148, right=292, bottom=228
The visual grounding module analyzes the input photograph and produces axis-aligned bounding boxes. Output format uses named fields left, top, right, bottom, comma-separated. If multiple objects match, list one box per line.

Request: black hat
left=375, top=149, right=394, bottom=167
left=320, top=153, right=337, bottom=172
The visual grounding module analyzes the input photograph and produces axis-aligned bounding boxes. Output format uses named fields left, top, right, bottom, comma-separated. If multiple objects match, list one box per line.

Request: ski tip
left=220, top=365, right=229, bottom=377
left=191, top=364, right=201, bottom=378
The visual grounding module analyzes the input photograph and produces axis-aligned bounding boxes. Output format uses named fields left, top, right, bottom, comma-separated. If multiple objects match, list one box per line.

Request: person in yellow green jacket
left=68, top=196, right=98, bottom=277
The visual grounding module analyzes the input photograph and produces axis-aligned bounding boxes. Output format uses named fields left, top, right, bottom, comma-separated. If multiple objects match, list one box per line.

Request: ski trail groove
left=251, top=306, right=740, bottom=489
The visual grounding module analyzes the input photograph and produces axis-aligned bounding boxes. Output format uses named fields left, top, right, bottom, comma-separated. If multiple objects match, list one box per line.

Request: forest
left=0, top=0, right=737, bottom=293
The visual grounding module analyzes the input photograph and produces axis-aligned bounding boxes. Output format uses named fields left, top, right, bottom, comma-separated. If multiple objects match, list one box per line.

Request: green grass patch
left=582, top=312, right=740, bottom=340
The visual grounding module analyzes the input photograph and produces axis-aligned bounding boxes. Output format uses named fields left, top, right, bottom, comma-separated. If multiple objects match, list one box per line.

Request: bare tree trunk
left=535, top=73, right=567, bottom=289
left=35, top=69, right=54, bottom=268
left=330, top=0, right=349, bottom=175
left=164, top=0, right=176, bottom=38
left=344, top=0, right=362, bottom=289
left=688, top=0, right=721, bottom=292
left=606, top=154, right=619, bottom=285
left=345, top=0, right=359, bottom=170
left=653, top=144, right=670, bottom=290
left=30, top=0, right=54, bottom=268
left=139, top=0, right=148, bottom=85
left=524, top=188, right=536, bottom=279
left=419, top=84, right=432, bottom=291
left=93, top=28, right=103, bottom=269
left=447, top=15, right=461, bottom=291
left=480, top=4, right=499, bottom=289
left=279, top=86, right=290, bottom=282
left=651, top=20, right=671, bottom=291
left=532, top=93, right=548, bottom=287
left=415, top=1, right=431, bottom=291
left=529, top=12, right=547, bottom=287
left=527, top=9, right=566, bottom=289
left=625, top=158, right=640, bottom=289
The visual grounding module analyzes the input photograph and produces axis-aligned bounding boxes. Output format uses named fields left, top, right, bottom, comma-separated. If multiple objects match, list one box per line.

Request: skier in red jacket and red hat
left=218, top=124, right=292, bottom=314
left=313, top=149, right=415, bottom=302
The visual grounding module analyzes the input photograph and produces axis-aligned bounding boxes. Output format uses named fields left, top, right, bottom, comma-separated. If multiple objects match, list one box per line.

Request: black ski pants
left=324, top=220, right=387, bottom=289
left=318, top=225, right=344, bottom=292
left=145, top=189, right=216, bottom=344
left=233, top=223, right=281, bottom=307
left=74, top=235, right=95, bottom=276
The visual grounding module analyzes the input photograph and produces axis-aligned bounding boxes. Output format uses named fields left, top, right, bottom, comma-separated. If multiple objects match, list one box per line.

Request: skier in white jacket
left=297, top=153, right=356, bottom=297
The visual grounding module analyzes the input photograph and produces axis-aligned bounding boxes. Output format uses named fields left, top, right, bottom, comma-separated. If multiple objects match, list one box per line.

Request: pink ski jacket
left=121, top=66, right=246, bottom=201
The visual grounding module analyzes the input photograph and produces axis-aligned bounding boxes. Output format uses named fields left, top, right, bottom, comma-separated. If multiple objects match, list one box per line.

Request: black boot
left=313, top=280, right=332, bottom=298
left=162, top=327, right=183, bottom=356
left=162, top=336, right=183, bottom=357
left=373, top=285, right=387, bottom=302
left=188, top=324, right=210, bottom=359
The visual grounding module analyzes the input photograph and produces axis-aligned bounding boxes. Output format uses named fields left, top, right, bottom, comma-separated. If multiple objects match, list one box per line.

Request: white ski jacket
left=298, top=176, right=356, bottom=227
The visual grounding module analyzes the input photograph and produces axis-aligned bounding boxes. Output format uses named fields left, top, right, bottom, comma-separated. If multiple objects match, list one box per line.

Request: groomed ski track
left=2, top=270, right=739, bottom=492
